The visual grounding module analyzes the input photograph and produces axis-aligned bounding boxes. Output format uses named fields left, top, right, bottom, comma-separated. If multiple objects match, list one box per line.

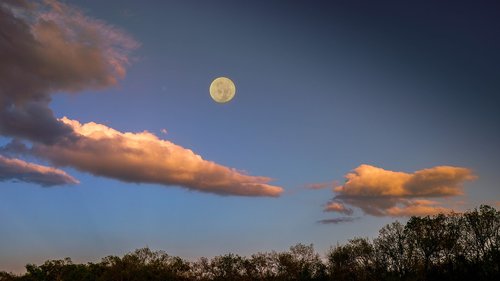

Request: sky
left=1, top=0, right=500, bottom=273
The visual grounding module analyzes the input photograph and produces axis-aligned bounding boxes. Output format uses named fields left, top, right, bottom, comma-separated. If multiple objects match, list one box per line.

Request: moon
left=209, top=77, right=236, bottom=103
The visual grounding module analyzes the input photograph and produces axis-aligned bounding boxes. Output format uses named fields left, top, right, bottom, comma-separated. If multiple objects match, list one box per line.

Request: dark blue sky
left=1, top=0, right=499, bottom=272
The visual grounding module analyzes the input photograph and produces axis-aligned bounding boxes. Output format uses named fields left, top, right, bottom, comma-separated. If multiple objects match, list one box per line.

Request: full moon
left=209, top=77, right=236, bottom=103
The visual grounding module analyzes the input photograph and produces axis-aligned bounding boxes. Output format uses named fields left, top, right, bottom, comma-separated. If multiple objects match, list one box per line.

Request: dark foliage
left=1, top=205, right=499, bottom=281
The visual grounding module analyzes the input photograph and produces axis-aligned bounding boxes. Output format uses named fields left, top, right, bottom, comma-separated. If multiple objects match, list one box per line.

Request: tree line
left=1, top=205, right=499, bottom=281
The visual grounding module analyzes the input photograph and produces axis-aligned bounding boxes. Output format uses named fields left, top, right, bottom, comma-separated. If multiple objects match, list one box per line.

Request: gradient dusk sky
left=1, top=0, right=499, bottom=273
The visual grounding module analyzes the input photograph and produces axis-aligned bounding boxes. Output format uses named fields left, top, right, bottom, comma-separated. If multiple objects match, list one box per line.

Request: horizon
left=1, top=205, right=499, bottom=280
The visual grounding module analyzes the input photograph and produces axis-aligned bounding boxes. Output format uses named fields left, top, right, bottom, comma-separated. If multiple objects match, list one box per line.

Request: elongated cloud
left=0, top=1, right=283, bottom=196
left=31, top=118, right=283, bottom=197
left=0, top=155, right=78, bottom=186
left=317, top=217, right=359, bottom=225
left=323, top=164, right=476, bottom=217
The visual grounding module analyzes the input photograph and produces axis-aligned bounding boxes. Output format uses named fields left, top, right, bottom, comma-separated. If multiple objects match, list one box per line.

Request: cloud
left=385, top=200, right=451, bottom=217
left=31, top=118, right=283, bottom=197
left=0, top=0, right=138, bottom=144
left=0, top=139, right=30, bottom=156
left=324, top=202, right=353, bottom=215
left=317, top=217, right=359, bottom=224
left=327, top=164, right=476, bottom=217
left=2, top=0, right=34, bottom=9
left=0, top=155, right=78, bottom=186
left=0, top=1, right=283, bottom=196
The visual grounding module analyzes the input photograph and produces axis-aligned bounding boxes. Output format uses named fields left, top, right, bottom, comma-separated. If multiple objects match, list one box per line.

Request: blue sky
left=1, top=0, right=499, bottom=273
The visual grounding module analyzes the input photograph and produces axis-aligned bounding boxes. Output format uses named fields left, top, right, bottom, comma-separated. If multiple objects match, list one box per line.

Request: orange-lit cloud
left=325, top=164, right=476, bottom=217
left=0, top=155, right=78, bottom=186
left=324, top=202, right=353, bottom=215
left=31, top=118, right=283, bottom=197
left=335, top=164, right=475, bottom=198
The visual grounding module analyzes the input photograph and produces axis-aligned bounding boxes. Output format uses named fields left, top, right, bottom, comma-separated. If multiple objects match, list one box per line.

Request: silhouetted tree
left=463, top=205, right=500, bottom=279
left=374, top=221, right=417, bottom=280
left=275, top=244, right=325, bottom=281
left=326, top=238, right=375, bottom=281
left=209, top=253, right=244, bottom=281
left=0, top=271, right=16, bottom=281
left=244, top=252, right=276, bottom=280
left=406, top=214, right=448, bottom=280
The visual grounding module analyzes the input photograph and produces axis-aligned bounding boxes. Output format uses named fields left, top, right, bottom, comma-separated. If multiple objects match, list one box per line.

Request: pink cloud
left=34, top=0, right=139, bottom=92
left=32, top=118, right=283, bottom=197
left=0, top=154, right=78, bottom=186
left=324, top=202, right=353, bottom=215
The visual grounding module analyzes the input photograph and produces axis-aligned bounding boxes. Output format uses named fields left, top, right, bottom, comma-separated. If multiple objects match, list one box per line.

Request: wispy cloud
left=320, top=164, right=476, bottom=217
left=0, top=0, right=283, bottom=196
left=317, top=217, right=359, bottom=224
left=306, top=182, right=332, bottom=190
left=323, top=201, right=353, bottom=215
left=0, top=155, right=78, bottom=186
